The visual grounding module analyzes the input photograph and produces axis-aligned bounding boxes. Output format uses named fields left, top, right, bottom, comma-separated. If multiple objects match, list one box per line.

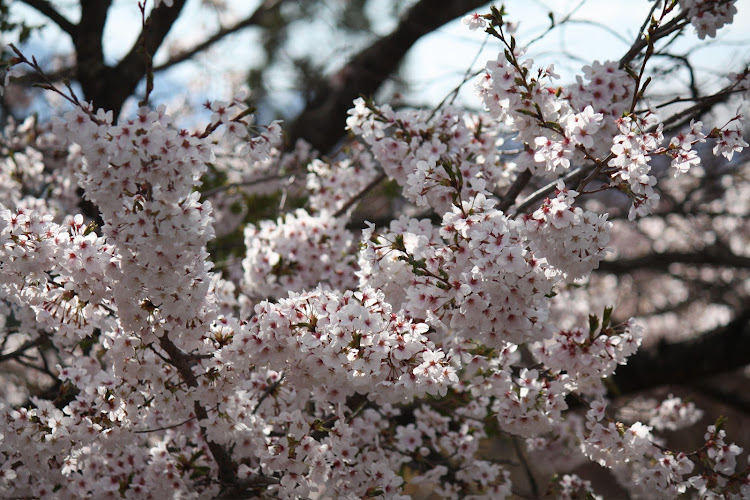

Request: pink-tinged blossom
left=713, top=126, right=748, bottom=161
left=679, top=0, right=738, bottom=39
left=524, top=184, right=612, bottom=280
left=3, top=7, right=750, bottom=498
left=649, top=395, right=704, bottom=431
left=462, top=12, right=487, bottom=31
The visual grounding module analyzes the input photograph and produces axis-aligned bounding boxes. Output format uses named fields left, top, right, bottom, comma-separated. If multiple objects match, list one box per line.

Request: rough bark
left=613, top=309, right=750, bottom=395
left=286, top=0, right=490, bottom=153
left=77, top=0, right=188, bottom=115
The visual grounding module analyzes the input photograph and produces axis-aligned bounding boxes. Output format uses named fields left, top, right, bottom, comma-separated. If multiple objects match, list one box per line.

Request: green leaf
left=589, top=314, right=600, bottom=336
left=714, top=415, right=727, bottom=433
left=83, top=221, right=99, bottom=236
left=393, top=233, right=406, bottom=252
left=602, top=305, right=613, bottom=329
left=515, top=108, right=539, bottom=119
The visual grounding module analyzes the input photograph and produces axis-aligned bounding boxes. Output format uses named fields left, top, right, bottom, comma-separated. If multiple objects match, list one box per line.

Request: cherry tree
left=1, top=0, right=750, bottom=498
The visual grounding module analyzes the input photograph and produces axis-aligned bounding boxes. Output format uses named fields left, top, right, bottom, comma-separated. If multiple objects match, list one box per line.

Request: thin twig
left=427, top=36, right=489, bottom=121
left=510, top=166, right=587, bottom=216
left=333, top=171, right=387, bottom=218
left=525, top=0, right=588, bottom=47
left=637, top=0, right=662, bottom=47
left=137, top=1, right=155, bottom=108
left=153, top=0, right=282, bottom=73
left=8, top=44, right=88, bottom=112
left=200, top=174, right=288, bottom=200
left=252, top=373, right=285, bottom=415
left=0, top=336, right=46, bottom=362
left=512, top=434, right=539, bottom=499
left=135, top=414, right=199, bottom=434
left=556, top=18, right=631, bottom=47
left=658, top=81, right=748, bottom=133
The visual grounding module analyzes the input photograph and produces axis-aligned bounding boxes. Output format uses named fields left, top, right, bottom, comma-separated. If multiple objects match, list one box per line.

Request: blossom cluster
left=360, top=193, right=555, bottom=347
left=305, top=148, right=379, bottom=214
left=649, top=395, right=704, bottom=431
left=564, top=60, right=631, bottom=158
left=219, top=287, right=458, bottom=405
left=523, top=183, right=612, bottom=280
left=533, top=318, right=642, bottom=396
left=51, top=103, right=217, bottom=351
left=242, top=209, right=358, bottom=300
left=347, top=101, right=506, bottom=213
left=679, top=0, right=739, bottom=39
left=581, top=398, right=750, bottom=499
left=0, top=210, right=115, bottom=347
left=608, top=113, right=665, bottom=219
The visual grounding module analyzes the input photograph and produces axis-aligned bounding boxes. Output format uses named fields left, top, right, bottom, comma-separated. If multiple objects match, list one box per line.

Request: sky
left=405, top=0, right=750, bottom=108
left=8, top=0, right=750, bottom=122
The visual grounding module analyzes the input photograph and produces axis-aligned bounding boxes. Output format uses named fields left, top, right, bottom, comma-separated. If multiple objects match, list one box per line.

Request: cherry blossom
left=0, top=1, right=749, bottom=498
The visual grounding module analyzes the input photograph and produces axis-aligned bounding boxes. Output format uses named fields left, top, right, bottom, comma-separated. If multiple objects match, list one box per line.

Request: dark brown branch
left=650, top=53, right=699, bottom=100
left=214, top=475, right=280, bottom=500
left=14, top=66, right=77, bottom=87
left=71, top=0, right=112, bottom=110
left=201, top=174, right=288, bottom=200
left=134, top=414, right=199, bottom=434
left=286, top=0, right=489, bottom=153
left=252, top=373, right=285, bottom=414
left=511, top=166, right=588, bottom=216
left=690, top=378, right=750, bottom=416
left=333, top=171, right=386, bottom=218
left=498, top=169, right=532, bottom=213
left=19, top=0, right=77, bottom=37
left=117, top=0, right=188, bottom=79
left=659, top=81, right=747, bottom=133
left=0, top=335, right=45, bottom=362
left=597, top=243, right=750, bottom=275
left=619, top=11, right=689, bottom=69
left=153, top=0, right=282, bottom=73
left=512, top=435, right=539, bottom=498
left=107, top=0, right=188, bottom=113
left=72, top=0, right=187, bottom=115
left=613, top=309, right=750, bottom=395
left=158, top=333, right=235, bottom=485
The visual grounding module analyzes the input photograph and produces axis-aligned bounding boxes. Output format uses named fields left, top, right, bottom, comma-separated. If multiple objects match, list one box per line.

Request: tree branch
left=498, top=168, right=532, bottom=213
left=333, top=171, right=386, bottom=218
left=70, top=0, right=188, bottom=115
left=13, top=66, right=77, bottom=87
left=0, top=335, right=46, bottom=362
left=690, top=377, right=750, bottom=416
left=286, top=0, right=489, bottom=153
left=71, top=0, right=112, bottom=110
left=510, top=166, right=588, bottom=216
left=19, top=0, right=77, bottom=37
left=613, top=309, right=750, bottom=395
left=659, top=81, right=747, bottom=133
left=619, top=11, right=689, bottom=69
left=158, top=333, right=235, bottom=485
left=597, top=242, right=750, bottom=275
left=153, top=0, right=282, bottom=73
left=117, top=0, right=188, bottom=75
